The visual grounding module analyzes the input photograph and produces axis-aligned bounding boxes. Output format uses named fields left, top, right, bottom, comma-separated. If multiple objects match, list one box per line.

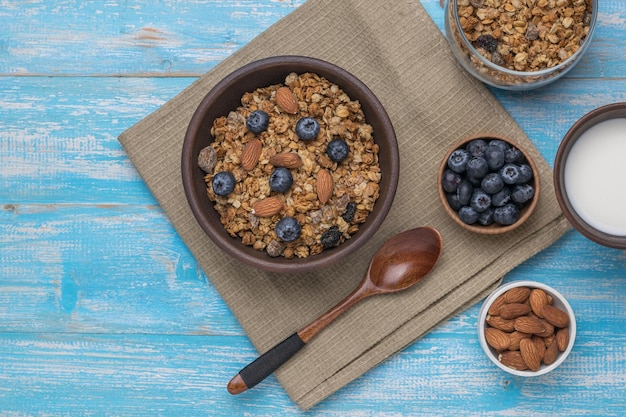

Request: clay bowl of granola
left=437, top=133, right=540, bottom=234
left=181, top=56, right=399, bottom=274
left=444, top=0, right=598, bottom=90
left=478, top=280, right=576, bottom=376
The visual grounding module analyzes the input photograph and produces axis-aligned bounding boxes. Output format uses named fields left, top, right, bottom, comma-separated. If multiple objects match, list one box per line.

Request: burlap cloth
left=118, top=0, right=570, bottom=410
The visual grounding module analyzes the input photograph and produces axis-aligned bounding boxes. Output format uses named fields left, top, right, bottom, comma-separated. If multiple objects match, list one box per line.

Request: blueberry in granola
left=212, top=171, right=236, bottom=196
left=295, top=116, right=320, bottom=141
left=275, top=217, right=301, bottom=242
left=269, top=167, right=293, bottom=193
left=246, top=110, right=269, bottom=134
left=326, top=138, right=350, bottom=162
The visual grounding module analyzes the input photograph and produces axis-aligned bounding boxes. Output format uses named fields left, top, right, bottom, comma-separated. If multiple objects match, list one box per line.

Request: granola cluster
left=451, top=0, right=593, bottom=84
left=199, top=72, right=381, bottom=259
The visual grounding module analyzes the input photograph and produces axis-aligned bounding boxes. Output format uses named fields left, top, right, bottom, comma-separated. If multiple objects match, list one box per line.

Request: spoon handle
left=227, top=333, right=305, bottom=395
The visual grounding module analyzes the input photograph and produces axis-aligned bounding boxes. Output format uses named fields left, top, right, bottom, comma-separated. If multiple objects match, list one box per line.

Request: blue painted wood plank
left=1, top=0, right=623, bottom=78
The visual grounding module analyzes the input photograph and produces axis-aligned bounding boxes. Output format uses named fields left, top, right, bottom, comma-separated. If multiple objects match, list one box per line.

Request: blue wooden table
left=2, top=1, right=626, bottom=415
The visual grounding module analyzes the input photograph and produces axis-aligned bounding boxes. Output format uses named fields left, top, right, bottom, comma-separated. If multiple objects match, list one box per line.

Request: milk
left=564, top=118, right=626, bottom=236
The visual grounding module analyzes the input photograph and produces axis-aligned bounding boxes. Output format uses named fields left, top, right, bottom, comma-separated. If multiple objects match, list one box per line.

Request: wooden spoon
left=227, top=226, right=443, bottom=395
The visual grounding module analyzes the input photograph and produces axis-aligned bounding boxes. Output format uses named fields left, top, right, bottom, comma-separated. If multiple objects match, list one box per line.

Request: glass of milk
left=554, top=103, right=626, bottom=249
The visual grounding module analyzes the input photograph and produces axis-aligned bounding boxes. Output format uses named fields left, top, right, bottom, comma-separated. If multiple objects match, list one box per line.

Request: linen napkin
left=118, top=0, right=570, bottom=410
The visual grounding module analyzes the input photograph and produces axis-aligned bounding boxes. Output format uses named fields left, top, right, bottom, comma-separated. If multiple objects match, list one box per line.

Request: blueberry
left=341, top=201, right=357, bottom=223
left=246, top=110, right=269, bottom=134
left=484, top=144, right=505, bottom=170
left=466, top=175, right=483, bottom=187
left=511, top=183, right=535, bottom=204
left=473, top=34, right=498, bottom=53
left=448, top=149, right=470, bottom=173
left=500, top=164, right=521, bottom=184
left=466, top=157, right=489, bottom=179
left=467, top=139, right=488, bottom=157
left=321, top=226, right=342, bottom=248
left=488, top=139, right=510, bottom=153
left=458, top=206, right=479, bottom=225
left=505, top=147, right=524, bottom=164
left=494, top=203, right=520, bottom=226
left=212, top=171, right=236, bottom=196
left=295, top=117, right=320, bottom=141
left=269, top=167, right=293, bottom=193
left=457, top=180, right=474, bottom=206
left=492, top=187, right=512, bottom=207
left=470, top=189, right=492, bottom=213
left=481, top=172, right=504, bottom=194
left=442, top=169, right=462, bottom=193
left=478, top=207, right=495, bottom=226
left=326, top=138, right=350, bottom=162
left=275, top=217, right=301, bottom=242
left=446, top=193, right=464, bottom=211
left=518, top=164, right=533, bottom=184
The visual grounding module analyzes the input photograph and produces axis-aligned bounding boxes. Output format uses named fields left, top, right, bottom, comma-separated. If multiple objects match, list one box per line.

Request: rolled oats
left=200, top=72, right=381, bottom=259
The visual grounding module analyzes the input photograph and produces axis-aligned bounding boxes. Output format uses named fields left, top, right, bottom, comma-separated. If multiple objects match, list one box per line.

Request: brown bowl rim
left=437, top=133, right=540, bottom=235
left=181, top=55, right=399, bottom=273
left=553, top=102, right=626, bottom=249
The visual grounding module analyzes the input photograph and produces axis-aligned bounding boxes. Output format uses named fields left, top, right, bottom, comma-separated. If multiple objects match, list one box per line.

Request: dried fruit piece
left=269, top=152, right=303, bottom=169
left=251, top=197, right=284, bottom=218
left=198, top=146, right=217, bottom=173
left=519, top=338, right=542, bottom=371
left=241, top=139, right=262, bottom=171
left=485, top=327, right=511, bottom=351
left=541, top=304, right=570, bottom=328
left=514, top=316, right=546, bottom=335
left=275, top=86, right=298, bottom=114
left=499, top=351, right=528, bottom=371
left=316, top=169, right=333, bottom=204
left=499, top=303, right=531, bottom=320
left=503, top=286, right=531, bottom=304
left=529, top=288, right=550, bottom=318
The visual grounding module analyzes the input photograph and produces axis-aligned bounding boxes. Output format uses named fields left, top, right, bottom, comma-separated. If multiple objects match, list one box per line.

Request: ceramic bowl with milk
left=554, top=103, right=626, bottom=249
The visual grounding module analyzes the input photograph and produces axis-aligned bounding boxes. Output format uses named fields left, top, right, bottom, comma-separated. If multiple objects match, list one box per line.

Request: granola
left=450, top=0, right=593, bottom=85
left=199, top=72, right=381, bottom=259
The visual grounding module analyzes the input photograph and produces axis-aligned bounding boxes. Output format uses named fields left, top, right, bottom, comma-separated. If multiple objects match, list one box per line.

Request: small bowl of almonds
left=478, top=280, right=576, bottom=376
left=181, top=56, right=399, bottom=273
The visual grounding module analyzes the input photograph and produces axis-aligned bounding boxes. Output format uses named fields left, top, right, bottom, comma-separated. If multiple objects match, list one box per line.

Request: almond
left=514, top=315, right=546, bottom=334
left=275, top=86, right=298, bottom=114
left=485, top=328, right=510, bottom=351
left=269, top=152, right=302, bottom=169
left=241, top=139, right=262, bottom=171
left=499, top=303, right=531, bottom=319
left=520, top=338, right=542, bottom=371
left=251, top=197, right=284, bottom=218
left=556, top=327, right=570, bottom=352
left=486, top=315, right=515, bottom=332
left=498, top=351, right=528, bottom=371
left=488, top=294, right=507, bottom=316
left=543, top=338, right=559, bottom=365
left=504, top=286, right=531, bottom=304
left=536, top=319, right=555, bottom=338
left=541, top=304, right=570, bottom=328
left=532, top=335, right=546, bottom=362
left=507, top=331, right=530, bottom=351
left=316, top=169, right=333, bottom=204
left=529, top=288, right=550, bottom=318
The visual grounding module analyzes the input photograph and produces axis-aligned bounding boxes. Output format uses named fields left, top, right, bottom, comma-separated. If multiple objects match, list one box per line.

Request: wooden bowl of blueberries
left=437, top=133, right=540, bottom=234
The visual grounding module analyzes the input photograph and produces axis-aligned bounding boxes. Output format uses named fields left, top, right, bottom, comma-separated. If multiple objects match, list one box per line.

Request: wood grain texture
left=2, top=0, right=626, bottom=415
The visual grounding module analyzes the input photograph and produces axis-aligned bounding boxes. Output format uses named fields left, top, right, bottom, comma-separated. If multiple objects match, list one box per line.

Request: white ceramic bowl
left=478, top=280, right=576, bottom=376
